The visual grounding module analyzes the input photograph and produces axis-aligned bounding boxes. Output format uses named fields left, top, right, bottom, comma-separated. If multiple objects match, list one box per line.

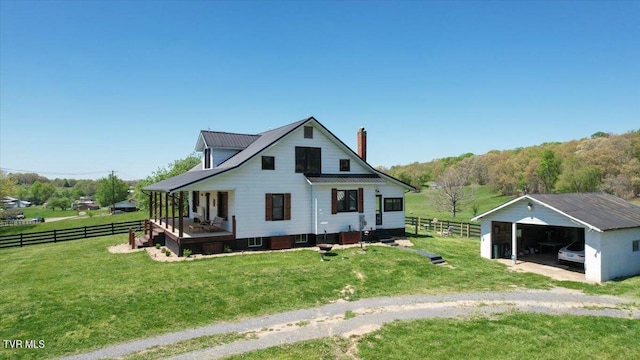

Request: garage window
left=633, top=240, right=639, bottom=252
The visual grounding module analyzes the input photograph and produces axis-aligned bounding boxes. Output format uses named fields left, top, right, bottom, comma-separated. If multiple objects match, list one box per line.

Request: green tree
left=556, top=156, right=601, bottom=193
left=95, top=174, right=130, bottom=207
left=135, top=153, right=201, bottom=210
left=0, top=170, right=17, bottom=199
left=536, top=149, right=562, bottom=193
left=30, top=181, right=57, bottom=205
left=47, top=196, right=72, bottom=210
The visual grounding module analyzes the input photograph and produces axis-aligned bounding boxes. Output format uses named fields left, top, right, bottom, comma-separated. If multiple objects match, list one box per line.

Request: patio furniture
left=203, top=216, right=224, bottom=232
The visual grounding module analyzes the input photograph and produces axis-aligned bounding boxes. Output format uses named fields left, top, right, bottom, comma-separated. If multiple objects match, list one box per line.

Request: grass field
left=223, top=313, right=640, bottom=360
left=0, top=209, right=147, bottom=236
left=1, top=229, right=638, bottom=359
left=405, top=185, right=513, bottom=221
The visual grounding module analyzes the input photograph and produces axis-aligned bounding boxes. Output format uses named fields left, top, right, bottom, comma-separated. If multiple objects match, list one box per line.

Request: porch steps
left=399, top=247, right=446, bottom=265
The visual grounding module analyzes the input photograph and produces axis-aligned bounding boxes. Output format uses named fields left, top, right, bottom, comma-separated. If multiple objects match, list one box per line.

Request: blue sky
left=1, top=1, right=638, bottom=181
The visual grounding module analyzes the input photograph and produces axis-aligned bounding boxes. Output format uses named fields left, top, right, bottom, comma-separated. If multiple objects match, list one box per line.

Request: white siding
left=213, top=149, right=240, bottom=167
left=597, top=228, right=640, bottom=282
left=185, top=122, right=408, bottom=239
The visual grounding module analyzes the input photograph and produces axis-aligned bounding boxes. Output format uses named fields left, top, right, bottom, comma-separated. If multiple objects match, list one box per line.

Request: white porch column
left=512, top=222, right=518, bottom=263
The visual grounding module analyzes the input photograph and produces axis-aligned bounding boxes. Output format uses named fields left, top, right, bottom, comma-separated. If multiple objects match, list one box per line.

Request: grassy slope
left=405, top=185, right=513, bottom=221
left=1, top=231, right=638, bottom=359
left=225, top=313, right=640, bottom=360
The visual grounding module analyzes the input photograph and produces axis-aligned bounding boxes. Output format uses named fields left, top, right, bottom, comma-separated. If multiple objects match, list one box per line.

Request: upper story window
left=304, top=126, right=313, bottom=139
left=262, top=156, right=275, bottom=170
left=295, top=147, right=321, bottom=174
left=204, top=148, right=211, bottom=169
left=340, top=159, right=350, bottom=172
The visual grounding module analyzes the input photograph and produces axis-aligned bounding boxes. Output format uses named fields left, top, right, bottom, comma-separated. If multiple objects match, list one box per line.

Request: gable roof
left=472, top=192, right=640, bottom=232
left=199, top=131, right=260, bottom=150
left=144, top=117, right=415, bottom=193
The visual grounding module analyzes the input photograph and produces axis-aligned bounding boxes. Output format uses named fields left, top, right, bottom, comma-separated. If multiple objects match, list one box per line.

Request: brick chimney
left=357, top=127, right=367, bottom=161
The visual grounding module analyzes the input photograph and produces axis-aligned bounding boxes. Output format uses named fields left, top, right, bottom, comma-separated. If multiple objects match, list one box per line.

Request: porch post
left=171, top=193, right=176, bottom=233
left=511, top=222, right=518, bottom=264
left=148, top=191, right=153, bottom=223
left=178, top=191, right=184, bottom=238
left=165, top=192, right=169, bottom=225
left=154, top=192, right=159, bottom=222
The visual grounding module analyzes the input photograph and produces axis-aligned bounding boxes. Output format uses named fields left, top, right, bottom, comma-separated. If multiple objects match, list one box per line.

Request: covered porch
left=143, top=190, right=237, bottom=256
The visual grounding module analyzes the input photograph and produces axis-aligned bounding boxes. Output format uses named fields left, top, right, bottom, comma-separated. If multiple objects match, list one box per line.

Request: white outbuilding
left=472, top=193, right=640, bottom=282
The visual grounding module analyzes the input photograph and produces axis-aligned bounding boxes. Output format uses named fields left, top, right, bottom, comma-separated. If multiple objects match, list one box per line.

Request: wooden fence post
left=20, top=233, right=23, bottom=247
left=53, top=229, right=57, bottom=243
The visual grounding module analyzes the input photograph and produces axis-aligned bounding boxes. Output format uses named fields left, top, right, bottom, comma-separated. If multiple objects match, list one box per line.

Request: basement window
left=248, top=237, right=263, bottom=247
left=633, top=240, right=639, bottom=252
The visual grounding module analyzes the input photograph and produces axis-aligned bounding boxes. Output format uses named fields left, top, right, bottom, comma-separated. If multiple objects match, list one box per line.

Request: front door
left=376, top=195, right=383, bottom=226
left=217, top=192, right=228, bottom=220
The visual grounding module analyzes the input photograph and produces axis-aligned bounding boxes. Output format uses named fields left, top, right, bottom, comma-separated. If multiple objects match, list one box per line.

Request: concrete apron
left=496, top=258, right=590, bottom=283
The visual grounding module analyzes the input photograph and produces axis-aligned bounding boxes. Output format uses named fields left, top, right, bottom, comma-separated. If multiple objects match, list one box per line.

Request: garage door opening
left=490, top=221, right=585, bottom=273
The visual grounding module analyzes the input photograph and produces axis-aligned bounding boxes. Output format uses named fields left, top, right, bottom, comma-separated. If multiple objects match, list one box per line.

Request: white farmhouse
left=143, top=117, right=414, bottom=255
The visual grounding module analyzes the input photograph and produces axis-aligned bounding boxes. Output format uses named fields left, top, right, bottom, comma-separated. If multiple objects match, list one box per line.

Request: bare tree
left=431, top=164, right=476, bottom=218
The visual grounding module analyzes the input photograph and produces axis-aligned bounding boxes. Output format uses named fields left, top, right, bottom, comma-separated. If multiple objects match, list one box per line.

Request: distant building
left=1, top=196, right=32, bottom=209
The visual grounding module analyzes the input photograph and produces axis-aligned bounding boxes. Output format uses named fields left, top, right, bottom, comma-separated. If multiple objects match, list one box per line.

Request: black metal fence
left=0, top=220, right=144, bottom=249
left=405, top=216, right=481, bottom=238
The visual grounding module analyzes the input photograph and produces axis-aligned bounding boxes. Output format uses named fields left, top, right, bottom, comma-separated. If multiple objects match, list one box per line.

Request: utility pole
left=111, top=170, right=115, bottom=214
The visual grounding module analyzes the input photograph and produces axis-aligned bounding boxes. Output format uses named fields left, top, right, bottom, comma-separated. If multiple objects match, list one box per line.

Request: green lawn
left=1, top=231, right=638, bottom=359
left=405, top=185, right=513, bottom=221
left=0, top=210, right=147, bottom=236
left=226, top=313, right=640, bottom=360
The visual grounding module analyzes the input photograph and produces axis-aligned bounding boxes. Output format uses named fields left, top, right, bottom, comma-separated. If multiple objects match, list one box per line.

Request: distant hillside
left=378, top=130, right=640, bottom=200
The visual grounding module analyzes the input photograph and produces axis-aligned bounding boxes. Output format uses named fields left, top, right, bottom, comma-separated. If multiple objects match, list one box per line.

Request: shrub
left=165, top=249, right=171, bottom=256
left=223, top=245, right=232, bottom=253
left=183, top=249, right=192, bottom=258
left=155, top=243, right=161, bottom=249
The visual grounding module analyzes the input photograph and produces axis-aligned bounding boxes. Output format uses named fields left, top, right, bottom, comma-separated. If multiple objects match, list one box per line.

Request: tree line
left=0, top=171, right=135, bottom=211
left=379, top=130, right=640, bottom=200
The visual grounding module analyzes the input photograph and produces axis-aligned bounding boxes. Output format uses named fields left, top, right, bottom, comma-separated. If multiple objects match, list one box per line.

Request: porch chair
left=203, top=216, right=224, bottom=232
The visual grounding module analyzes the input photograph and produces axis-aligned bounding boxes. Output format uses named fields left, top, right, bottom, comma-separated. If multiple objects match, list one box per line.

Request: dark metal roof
left=527, top=192, right=640, bottom=231
left=201, top=131, right=260, bottom=149
left=143, top=118, right=311, bottom=192
left=305, top=174, right=386, bottom=184
left=143, top=116, right=415, bottom=193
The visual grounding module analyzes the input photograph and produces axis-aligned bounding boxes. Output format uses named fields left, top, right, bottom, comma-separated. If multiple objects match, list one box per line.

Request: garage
left=472, top=192, right=640, bottom=282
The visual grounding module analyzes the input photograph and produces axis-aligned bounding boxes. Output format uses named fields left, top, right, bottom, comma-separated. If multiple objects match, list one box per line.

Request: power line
left=0, top=168, right=113, bottom=176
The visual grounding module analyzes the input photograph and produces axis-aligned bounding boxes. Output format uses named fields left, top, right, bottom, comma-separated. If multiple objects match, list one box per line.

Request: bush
left=183, top=249, right=192, bottom=258
left=165, top=249, right=171, bottom=256
left=223, top=245, right=232, bottom=253
left=155, top=243, right=161, bottom=249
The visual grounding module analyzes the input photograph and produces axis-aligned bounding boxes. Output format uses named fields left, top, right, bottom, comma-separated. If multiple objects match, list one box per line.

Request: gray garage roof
left=528, top=192, right=640, bottom=231
left=473, top=192, right=640, bottom=232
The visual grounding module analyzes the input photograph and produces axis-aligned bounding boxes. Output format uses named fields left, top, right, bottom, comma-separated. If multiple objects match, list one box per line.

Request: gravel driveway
left=60, top=288, right=639, bottom=360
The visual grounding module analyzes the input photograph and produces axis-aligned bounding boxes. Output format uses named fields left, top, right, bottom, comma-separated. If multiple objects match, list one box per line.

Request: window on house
left=633, top=240, right=639, bottom=252
left=304, top=126, right=313, bottom=138
left=337, top=190, right=358, bottom=212
left=248, top=237, right=263, bottom=247
left=262, top=156, right=275, bottom=170
left=265, top=193, right=291, bottom=221
left=204, top=148, right=211, bottom=169
left=340, top=159, right=350, bottom=172
left=295, top=147, right=321, bottom=174
left=384, top=198, right=404, bottom=212
left=293, top=234, right=308, bottom=244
